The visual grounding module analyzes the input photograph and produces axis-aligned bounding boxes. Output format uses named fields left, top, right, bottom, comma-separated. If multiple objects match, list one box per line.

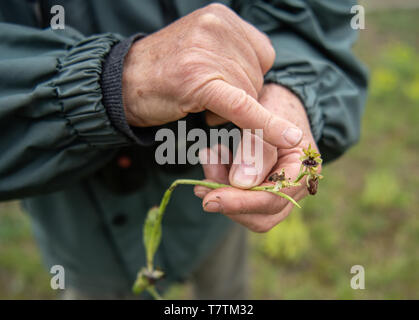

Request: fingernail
left=232, top=163, right=258, bottom=188
left=204, top=201, right=221, bottom=213
left=283, top=127, right=303, bottom=146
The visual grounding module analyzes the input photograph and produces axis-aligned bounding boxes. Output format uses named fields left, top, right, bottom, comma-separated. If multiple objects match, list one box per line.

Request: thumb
left=229, top=132, right=278, bottom=189
left=194, top=145, right=231, bottom=199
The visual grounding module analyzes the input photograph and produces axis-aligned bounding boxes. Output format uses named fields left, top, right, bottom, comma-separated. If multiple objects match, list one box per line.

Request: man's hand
left=122, top=3, right=302, bottom=148
left=194, top=83, right=321, bottom=233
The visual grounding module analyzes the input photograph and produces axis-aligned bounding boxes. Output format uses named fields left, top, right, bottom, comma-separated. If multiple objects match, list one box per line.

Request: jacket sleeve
left=0, top=23, right=133, bottom=201
left=237, top=0, right=368, bottom=163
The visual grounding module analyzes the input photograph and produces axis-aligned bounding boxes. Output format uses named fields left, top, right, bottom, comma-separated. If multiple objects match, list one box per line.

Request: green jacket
left=0, top=0, right=367, bottom=295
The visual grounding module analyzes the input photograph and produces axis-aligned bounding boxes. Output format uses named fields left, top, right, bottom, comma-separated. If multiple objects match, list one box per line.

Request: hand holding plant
left=133, top=143, right=323, bottom=298
left=133, top=84, right=323, bottom=298
left=194, top=84, right=321, bottom=232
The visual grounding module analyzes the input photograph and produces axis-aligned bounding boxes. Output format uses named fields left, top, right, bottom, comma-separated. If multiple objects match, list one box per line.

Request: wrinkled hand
left=122, top=3, right=302, bottom=148
left=194, top=84, right=321, bottom=233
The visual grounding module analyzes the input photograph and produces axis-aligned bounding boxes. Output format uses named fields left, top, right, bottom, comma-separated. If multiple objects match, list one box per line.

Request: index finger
left=217, top=4, right=275, bottom=74
left=237, top=19, right=276, bottom=74
left=199, top=80, right=303, bottom=148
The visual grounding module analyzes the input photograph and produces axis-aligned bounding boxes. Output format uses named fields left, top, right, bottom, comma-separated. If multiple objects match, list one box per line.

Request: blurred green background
left=0, top=5, right=418, bottom=299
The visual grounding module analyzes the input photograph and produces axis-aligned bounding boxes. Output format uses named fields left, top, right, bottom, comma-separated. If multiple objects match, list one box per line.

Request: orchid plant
left=133, top=145, right=323, bottom=299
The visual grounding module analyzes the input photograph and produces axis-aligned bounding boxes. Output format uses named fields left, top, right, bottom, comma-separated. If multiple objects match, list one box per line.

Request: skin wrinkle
left=184, top=46, right=261, bottom=99
left=122, top=4, right=283, bottom=138
left=195, top=83, right=320, bottom=232
left=121, top=4, right=313, bottom=231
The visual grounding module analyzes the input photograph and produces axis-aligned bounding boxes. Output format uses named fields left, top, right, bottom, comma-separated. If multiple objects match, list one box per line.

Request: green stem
left=294, top=170, right=308, bottom=184
left=157, top=179, right=300, bottom=224
left=147, top=286, right=163, bottom=300
left=137, top=147, right=322, bottom=298
left=263, top=189, right=301, bottom=208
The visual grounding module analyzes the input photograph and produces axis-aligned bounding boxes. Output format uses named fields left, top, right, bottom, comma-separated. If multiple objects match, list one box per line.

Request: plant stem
left=136, top=146, right=322, bottom=298
left=147, top=286, right=163, bottom=300
left=157, top=179, right=300, bottom=224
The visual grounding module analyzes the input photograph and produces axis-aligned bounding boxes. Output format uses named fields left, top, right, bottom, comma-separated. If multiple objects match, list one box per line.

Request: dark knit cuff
left=101, top=33, right=158, bottom=146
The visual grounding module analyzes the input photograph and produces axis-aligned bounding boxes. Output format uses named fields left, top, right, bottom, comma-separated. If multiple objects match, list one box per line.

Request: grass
left=0, top=202, right=55, bottom=299
left=245, top=9, right=419, bottom=299
left=1, top=9, right=418, bottom=299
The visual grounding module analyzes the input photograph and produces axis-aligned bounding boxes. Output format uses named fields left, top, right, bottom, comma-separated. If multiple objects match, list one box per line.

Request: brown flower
left=307, top=177, right=319, bottom=195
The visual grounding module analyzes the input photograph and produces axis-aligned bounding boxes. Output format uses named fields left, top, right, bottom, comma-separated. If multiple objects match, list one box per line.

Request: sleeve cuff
left=54, top=33, right=132, bottom=148
left=265, top=68, right=324, bottom=143
left=100, top=33, right=159, bottom=146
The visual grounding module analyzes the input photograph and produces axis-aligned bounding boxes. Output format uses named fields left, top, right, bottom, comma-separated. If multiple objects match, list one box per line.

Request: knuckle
left=197, top=12, right=222, bottom=28
left=263, top=113, right=275, bottom=138
left=230, top=198, right=250, bottom=215
left=257, top=201, right=284, bottom=217
left=177, top=52, right=198, bottom=70
left=204, top=3, right=230, bottom=14
left=201, top=76, right=225, bottom=96
left=229, top=89, right=251, bottom=115
left=255, top=74, right=264, bottom=94
left=196, top=3, right=232, bottom=30
left=268, top=197, right=287, bottom=214
left=275, top=202, right=287, bottom=214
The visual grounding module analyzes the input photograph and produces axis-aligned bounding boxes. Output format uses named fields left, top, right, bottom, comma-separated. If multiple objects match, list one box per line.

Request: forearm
left=0, top=23, right=130, bottom=200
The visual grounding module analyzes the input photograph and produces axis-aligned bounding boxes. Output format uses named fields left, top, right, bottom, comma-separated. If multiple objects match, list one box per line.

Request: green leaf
left=143, top=207, right=162, bottom=269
